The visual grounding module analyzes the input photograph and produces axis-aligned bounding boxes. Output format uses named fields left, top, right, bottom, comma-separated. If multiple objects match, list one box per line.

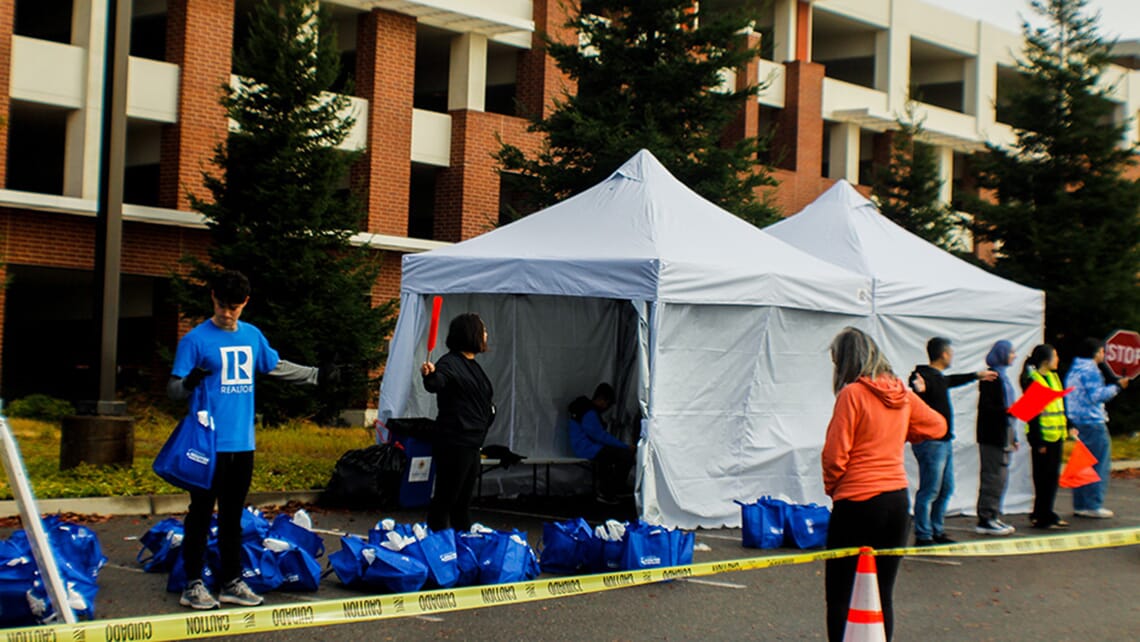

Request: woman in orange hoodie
left=822, top=328, right=947, bottom=642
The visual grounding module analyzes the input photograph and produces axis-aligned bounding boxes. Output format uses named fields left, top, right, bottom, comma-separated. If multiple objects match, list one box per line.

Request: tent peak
left=611, top=149, right=666, bottom=183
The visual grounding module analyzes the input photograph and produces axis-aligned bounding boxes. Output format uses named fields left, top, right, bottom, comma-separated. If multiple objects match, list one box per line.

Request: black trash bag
left=318, top=444, right=406, bottom=509
left=386, top=417, right=436, bottom=442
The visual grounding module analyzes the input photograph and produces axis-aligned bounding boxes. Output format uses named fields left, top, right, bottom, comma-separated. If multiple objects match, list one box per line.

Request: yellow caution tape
left=5, top=527, right=1137, bottom=641
left=879, top=525, right=1140, bottom=557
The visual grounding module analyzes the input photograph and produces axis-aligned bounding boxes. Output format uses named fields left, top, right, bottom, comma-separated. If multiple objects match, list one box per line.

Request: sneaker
left=932, top=533, right=957, bottom=544
left=1074, top=507, right=1114, bottom=519
left=975, top=519, right=1014, bottom=536
left=914, top=538, right=935, bottom=547
left=219, top=579, right=263, bottom=607
left=180, top=580, right=219, bottom=610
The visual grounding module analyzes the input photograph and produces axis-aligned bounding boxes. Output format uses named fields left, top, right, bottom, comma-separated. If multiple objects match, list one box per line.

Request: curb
left=3, top=460, right=1140, bottom=519
left=0, top=490, right=323, bottom=519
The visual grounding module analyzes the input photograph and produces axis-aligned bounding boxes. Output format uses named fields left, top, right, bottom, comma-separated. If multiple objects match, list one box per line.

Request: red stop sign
left=1104, top=329, right=1140, bottom=379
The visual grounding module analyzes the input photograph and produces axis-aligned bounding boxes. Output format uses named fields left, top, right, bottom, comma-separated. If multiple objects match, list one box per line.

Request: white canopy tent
left=766, top=180, right=1046, bottom=516
left=378, top=150, right=875, bottom=528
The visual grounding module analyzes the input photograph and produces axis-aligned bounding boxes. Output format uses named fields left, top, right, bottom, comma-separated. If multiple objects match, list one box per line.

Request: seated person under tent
left=568, top=383, right=635, bottom=504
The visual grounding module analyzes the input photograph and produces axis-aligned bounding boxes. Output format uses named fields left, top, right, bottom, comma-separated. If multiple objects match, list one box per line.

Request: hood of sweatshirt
left=855, top=375, right=908, bottom=409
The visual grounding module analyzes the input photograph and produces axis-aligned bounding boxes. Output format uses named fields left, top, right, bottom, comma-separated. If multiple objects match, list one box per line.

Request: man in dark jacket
left=908, top=337, right=995, bottom=545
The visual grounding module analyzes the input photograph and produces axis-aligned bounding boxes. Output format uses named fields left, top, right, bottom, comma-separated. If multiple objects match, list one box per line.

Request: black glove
left=182, top=367, right=211, bottom=391
left=318, top=362, right=342, bottom=388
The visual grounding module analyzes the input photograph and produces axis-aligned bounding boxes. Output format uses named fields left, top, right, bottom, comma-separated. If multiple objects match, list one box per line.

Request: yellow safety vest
left=1028, top=369, right=1066, bottom=442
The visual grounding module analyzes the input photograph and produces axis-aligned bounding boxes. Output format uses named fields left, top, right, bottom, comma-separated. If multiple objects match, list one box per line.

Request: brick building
left=0, top=0, right=1137, bottom=401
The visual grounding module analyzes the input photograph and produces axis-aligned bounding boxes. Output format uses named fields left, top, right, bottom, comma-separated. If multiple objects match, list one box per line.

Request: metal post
left=93, top=0, right=131, bottom=416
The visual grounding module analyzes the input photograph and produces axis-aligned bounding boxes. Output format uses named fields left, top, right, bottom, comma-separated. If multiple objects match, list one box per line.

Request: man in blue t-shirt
left=168, top=270, right=324, bottom=610
left=568, top=383, right=635, bottom=504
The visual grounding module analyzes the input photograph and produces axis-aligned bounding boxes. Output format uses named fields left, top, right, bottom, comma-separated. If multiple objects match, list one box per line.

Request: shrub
left=7, top=395, right=75, bottom=422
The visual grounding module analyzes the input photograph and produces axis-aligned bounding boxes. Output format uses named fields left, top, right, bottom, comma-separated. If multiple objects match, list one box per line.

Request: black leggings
left=1030, top=439, right=1063, bottom=525
left=825, top=489, right=910, bottom=642
left=427, top=444, right=481, bottom=532
left=182, top=451, right=255, bottom=585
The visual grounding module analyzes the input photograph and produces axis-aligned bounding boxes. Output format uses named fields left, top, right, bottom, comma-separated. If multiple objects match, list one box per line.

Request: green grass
left=1109, top=433, right=1140, bottom=461
left=0, top=403, right=375, bottom=500
left=3, top=406, right=1137, bottom=501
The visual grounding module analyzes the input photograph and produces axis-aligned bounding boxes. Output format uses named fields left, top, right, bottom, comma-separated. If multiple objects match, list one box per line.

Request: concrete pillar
left=772, top=0, right=797, bottom=63
left=64, top=0, right=108, bottom=199
left=353, top=9, right=415, bottom=235
left=448, top=33, right=487, bottom=112
left=0, top=0, right=12, bottom=188
left=159, top=0, right=234, bottom=211
left=828, top=122, right=861, bottom=181
left=970, top=23, right=998, bottom=132
left=935, top=144, right=953, bottom=205
left=876, top=2, right=910, bottom=115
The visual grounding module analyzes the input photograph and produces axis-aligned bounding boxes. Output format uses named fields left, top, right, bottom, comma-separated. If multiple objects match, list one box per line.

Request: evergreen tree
left=872, top=103, right=963, bottom=250
left=176, top=0, right=393, bottom=423
left=968, top=0, right=1140, bottom=352
left=498, top=0, right=779, bottom=226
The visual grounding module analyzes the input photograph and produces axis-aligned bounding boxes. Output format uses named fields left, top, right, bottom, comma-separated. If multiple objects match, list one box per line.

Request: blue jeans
left=1072, top=422, right=1111, bottom=511
left=912, top=440, right=954, bottom=540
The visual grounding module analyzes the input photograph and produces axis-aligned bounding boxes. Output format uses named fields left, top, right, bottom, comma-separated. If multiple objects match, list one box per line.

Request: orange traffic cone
left=843, top=547, right=886, bottom=642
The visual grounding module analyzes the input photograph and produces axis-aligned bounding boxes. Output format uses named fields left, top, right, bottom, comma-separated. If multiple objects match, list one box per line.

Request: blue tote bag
left=153, top=385, right=216, bottom=491
left=737, top=497, right=788, bottom=549
left=540, top=518, right=593, bottom=575
left=786, top=503, right=830, bottom=549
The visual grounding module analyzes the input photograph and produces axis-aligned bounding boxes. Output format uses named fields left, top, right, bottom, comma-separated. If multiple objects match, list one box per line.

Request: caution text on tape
left=5, top=527, right=1138, bottom=642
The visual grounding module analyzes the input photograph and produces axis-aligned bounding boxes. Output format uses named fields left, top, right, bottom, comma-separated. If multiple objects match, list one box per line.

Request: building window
left=131, top=1, right=167, bottom=61
left=408, top=164, right=438, bottom=239
left=14, top=0, right=72, bottom=43
left=910, top=38, right=967, bottom=114
left=124, top=121, right=162, bottom=206
left=5, top=103, right=68, bottom=195
left=485, top=44, right=519, bottom=117
left=414, top=25, right=450, bottom=113
left=994, top=65, right=1025, bottom=126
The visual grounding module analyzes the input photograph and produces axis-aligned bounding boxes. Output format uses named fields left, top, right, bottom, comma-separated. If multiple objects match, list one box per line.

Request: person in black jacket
left=908, top=337, right=995, bottom=545
left=421, top=313, right=495, bottom=531
left=975, top=340, right=1020, bottom=536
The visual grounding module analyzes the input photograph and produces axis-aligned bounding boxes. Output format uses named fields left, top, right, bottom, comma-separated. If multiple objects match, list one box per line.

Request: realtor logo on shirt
left=220, top=347, right=254, bottom=386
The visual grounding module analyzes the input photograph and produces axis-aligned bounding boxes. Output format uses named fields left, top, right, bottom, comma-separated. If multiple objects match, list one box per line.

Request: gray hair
left=830, top=327, right=894, bottom=394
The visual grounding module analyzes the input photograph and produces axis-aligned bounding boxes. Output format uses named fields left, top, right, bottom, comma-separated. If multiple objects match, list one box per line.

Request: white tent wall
left=641, top=304, right=866, bottom=529
left=874, top=313, right=1042, bottom=516
left=387, top=293, right=641, bottom=496
left=766, top=180, right=1047, bottom=519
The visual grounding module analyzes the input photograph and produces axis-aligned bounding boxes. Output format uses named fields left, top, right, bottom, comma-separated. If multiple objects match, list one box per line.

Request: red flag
left=1007, top=381, right=1072, bottom=422
left=427, top=296, right=443, bottom=354
left=1059, top=440, right=1101, bottom=489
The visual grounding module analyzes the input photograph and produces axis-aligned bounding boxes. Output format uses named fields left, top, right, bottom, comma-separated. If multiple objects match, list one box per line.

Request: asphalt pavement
left=5, top=477, right=1140, bottom=641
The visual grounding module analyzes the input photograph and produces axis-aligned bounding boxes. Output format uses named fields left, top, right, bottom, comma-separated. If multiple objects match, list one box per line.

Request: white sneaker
left=179, top=580, right=219, bottom=610
left=994, top=519, right=1017, bottom=533
left=975, top=519, right=1015, bottom=536
left=219, top=579, right=264, bottom=606
left=1074, top=508, right=1114, bottom=519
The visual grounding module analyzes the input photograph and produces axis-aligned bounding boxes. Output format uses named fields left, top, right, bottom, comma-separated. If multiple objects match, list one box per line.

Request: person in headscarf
left=975, top=340, right=1020, bottom=535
